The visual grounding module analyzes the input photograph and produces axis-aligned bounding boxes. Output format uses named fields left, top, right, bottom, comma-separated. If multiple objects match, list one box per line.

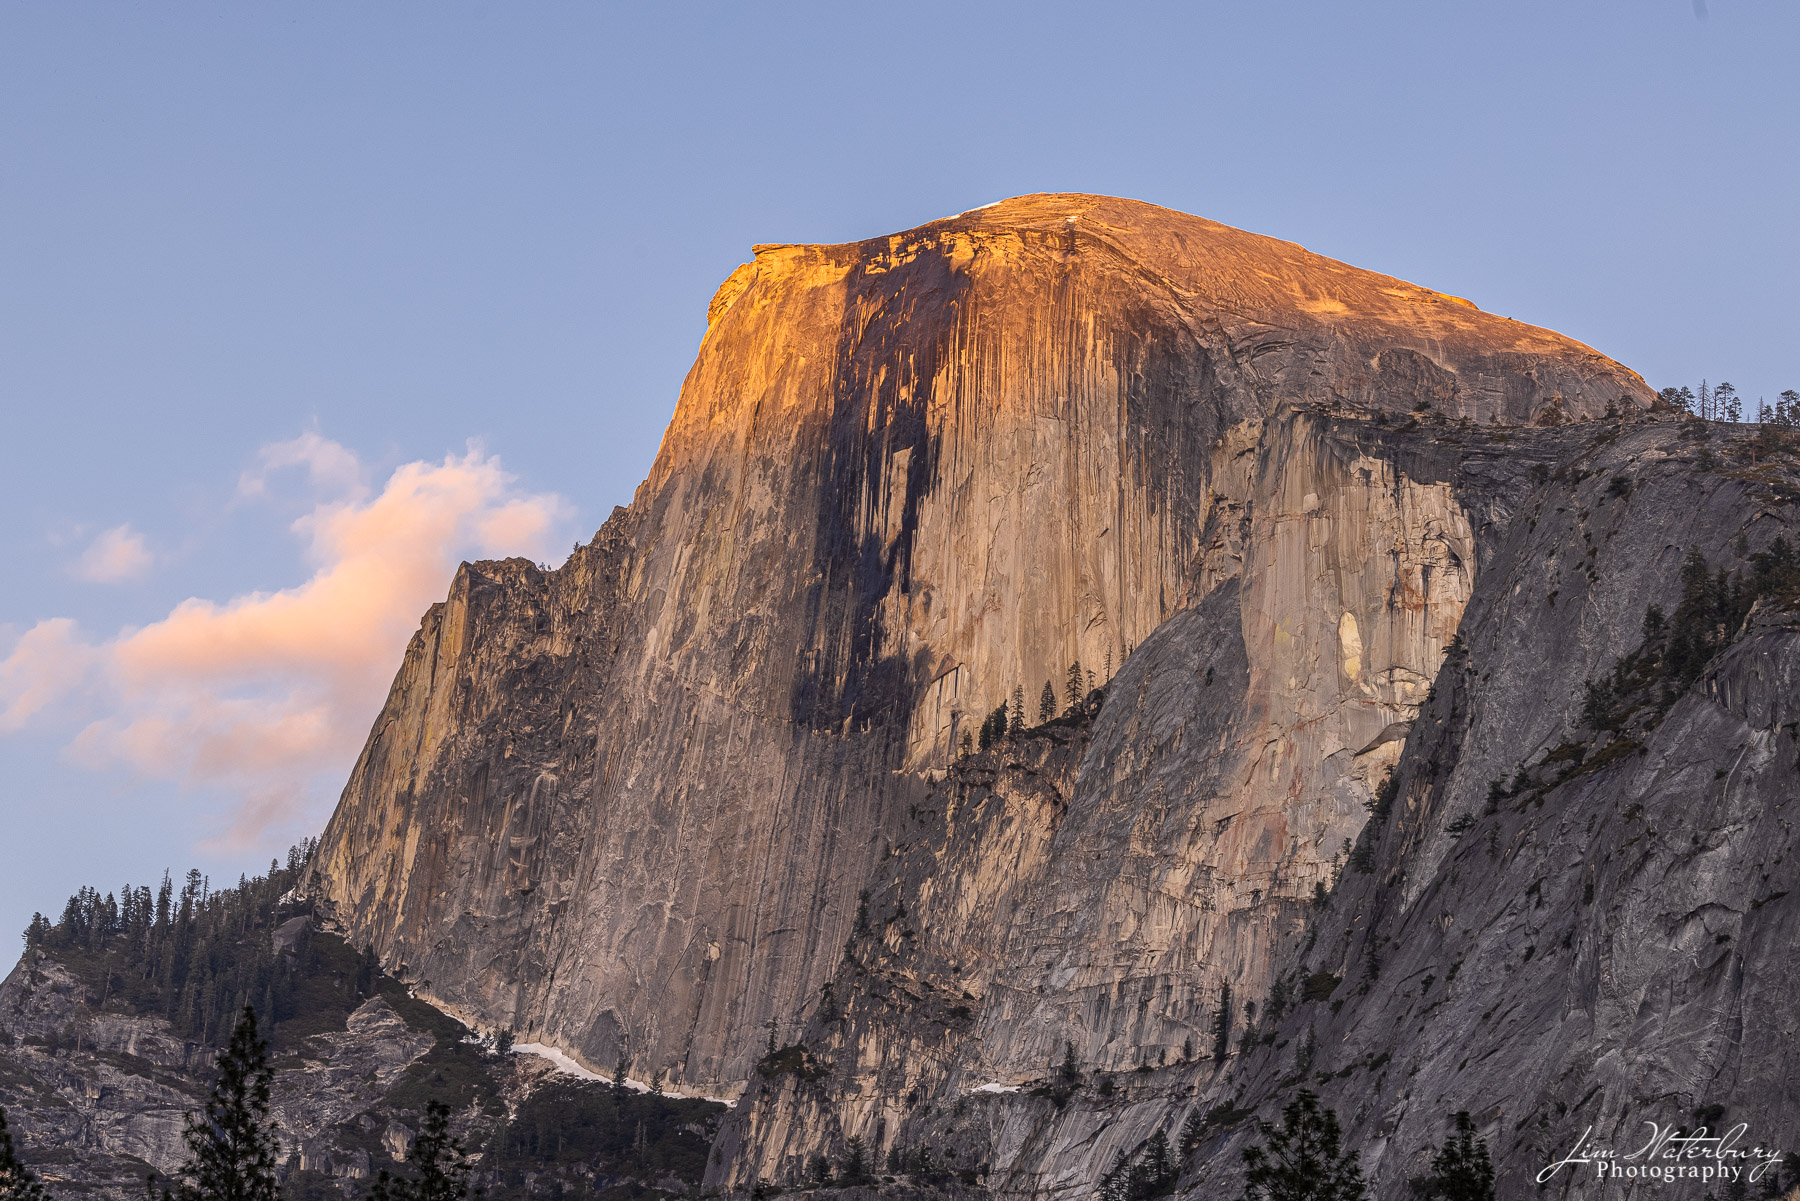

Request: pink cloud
left=73, top=525, right=153, bottom=583
left=0, top=618, right=96, bottom=733
left=1, top=438, right=570, bottom=851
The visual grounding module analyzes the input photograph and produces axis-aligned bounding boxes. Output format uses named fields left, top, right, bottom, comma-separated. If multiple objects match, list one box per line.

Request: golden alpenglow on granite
left=309, top=193, right=1640, bottom=1079
left=279, top=194, right=1800, bottom=1197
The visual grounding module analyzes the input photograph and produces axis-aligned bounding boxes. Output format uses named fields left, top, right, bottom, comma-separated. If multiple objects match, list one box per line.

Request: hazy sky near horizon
left=2, top=2, right=1796, bottom=937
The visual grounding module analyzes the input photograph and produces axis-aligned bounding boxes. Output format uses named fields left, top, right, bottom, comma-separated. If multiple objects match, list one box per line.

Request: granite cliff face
left=307, top=193, right=1647, bottom=1090
left=288, top=194, right=1800, bottom=1196
left=718, top=418, right=1800, bottom=1200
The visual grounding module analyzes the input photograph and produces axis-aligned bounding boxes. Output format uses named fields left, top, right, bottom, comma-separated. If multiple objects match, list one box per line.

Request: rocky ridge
left=0, top=914, right=726, bottom=1200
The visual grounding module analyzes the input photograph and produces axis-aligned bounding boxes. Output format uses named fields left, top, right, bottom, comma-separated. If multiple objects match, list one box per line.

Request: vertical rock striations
left=306, top=194, right=1671, bottom=1190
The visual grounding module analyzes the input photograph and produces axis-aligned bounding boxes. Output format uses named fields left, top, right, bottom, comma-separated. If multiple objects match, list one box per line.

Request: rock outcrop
left=307, top=197, right=1651, bottom=1124
left=0, top=920, right=726, bottom=1200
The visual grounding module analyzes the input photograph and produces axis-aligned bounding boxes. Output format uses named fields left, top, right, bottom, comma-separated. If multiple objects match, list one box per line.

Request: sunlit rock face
left=306, top=193, right=1651, bottom=1120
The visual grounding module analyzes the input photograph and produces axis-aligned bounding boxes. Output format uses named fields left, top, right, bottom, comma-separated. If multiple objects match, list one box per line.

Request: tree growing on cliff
left=1179, top=1107, right=1205, bottom=1156
left=1412, top=1111, right=1494, bottom=1201
left=1066, top=660, right=1086, bottom=713
left=0, top=1107, right=48, bottom=1201
left=152, top=1006, right=281, bottom=1201
left=1010, top=686, right=1026, bottom=739
left=839, top=1135, right=871, bottom=1184
left=1239, top=1090, right=1365, bottom=1201
left=1048, top=1040, right=1084, bottom=1104
left=1212, top=982, right=1233, bottom=1062
left=1100, top=1128, right=1179, bottom=1200
left=979, top=703, right=1008, bottom=750
left=1039, top=681, right=1057, bottom=723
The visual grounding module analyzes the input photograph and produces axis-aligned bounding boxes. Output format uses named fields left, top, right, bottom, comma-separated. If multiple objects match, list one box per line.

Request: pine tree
left=154, top=1005, right=280, bottom=1201
left=1058, top=1041, right=1080, bottom=1085
left=1179, top=1107, right=1205, bottom=1155
left=980, top=702, right=1007, bottom=750
left=368, top=1101, right=475, bottom=1201
left=1039, top=681, right=1057, bottom=723
left=1141, top=1128, right=1175, bottom=1190
left=0, top=1107, right=48, bottom=1201
left=1010, top=686, right=1025, bottom=739
left=1066, top=660, right=1085, bottom=712
left=1417, top=1111, right=1494, bottom=1201
left=1717, top=381, right=1741, bottom=422
left=1239, top=1090, right=1365, bottom=1201
left=1101, top=1128, right=1179, bottom=1200
left=840, top=1135, right=870, bottom=1184
left=1212, top=982, right=1233, bottom=1062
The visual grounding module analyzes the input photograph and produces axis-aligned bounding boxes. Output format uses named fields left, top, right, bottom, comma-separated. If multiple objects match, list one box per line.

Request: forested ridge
left=16, top=840, right=366, bottom=1049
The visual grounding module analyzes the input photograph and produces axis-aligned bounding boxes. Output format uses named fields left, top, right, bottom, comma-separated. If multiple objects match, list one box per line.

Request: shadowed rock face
left=305, top=193, right=1654, bottom=1126
left=718, top=414, right=1800, bottom=1198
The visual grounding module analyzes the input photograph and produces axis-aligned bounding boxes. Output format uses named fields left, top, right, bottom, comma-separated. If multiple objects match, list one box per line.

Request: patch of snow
left=943, top=200, right=1004, bottom=221
left=512, top=1042, right=608, bottom=1082
left=971, top=1081, right=1022, bottom=1094
left=511, top=1042, right=738, bottom=1108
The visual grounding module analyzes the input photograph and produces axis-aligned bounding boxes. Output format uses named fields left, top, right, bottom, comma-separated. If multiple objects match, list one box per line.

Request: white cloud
left=238, top=431, right=368, bottom=501
left=1, top=436, right=571, bottom=850
left=74, top=525, right=153, bottom=583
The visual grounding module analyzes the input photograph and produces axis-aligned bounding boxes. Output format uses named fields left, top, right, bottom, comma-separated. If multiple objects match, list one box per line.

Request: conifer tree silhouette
left=151, top=1006, right=280, bottom=1201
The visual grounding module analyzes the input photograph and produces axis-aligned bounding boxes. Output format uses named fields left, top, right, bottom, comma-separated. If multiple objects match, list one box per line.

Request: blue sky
left=2, top=1, right=1796, bottom=938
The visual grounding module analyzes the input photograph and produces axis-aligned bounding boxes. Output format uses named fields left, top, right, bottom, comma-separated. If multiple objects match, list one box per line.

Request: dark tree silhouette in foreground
left=1239, top=1089, right=1365, bottom=1201
left=151, top=1005, right=281, bottom=1201
left=0, top=1106, right=48, bottom=1201
left=1414, top=1111, right=1494, bottom=1201
left=369, top=1101, right=476, bottom=1201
